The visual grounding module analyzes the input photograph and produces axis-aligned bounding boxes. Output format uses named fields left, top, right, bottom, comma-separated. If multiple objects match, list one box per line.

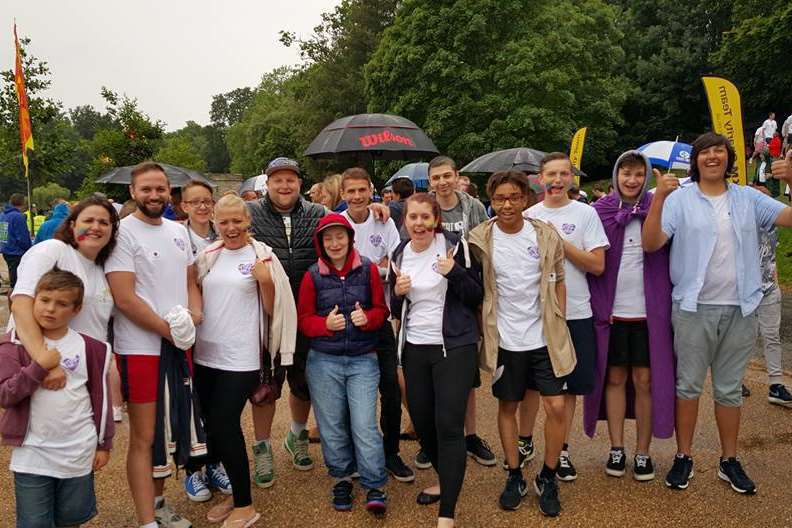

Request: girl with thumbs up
left=296, top=213, right=389, bottom=515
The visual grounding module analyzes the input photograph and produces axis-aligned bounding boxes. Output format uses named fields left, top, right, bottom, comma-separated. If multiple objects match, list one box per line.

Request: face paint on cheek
left=544, top=182, right=555, bottom=191
left=424, top=219, right=436, bottom=229
left=75, top=227, right=89, bottom=241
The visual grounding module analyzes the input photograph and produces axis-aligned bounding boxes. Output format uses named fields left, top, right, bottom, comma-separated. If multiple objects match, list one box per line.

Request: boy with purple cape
left=584, top=151, right=675, bottom=482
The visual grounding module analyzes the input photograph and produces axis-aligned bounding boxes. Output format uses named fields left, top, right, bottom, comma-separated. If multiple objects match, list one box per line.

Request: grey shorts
left=671, top=303, right=758, bottom=406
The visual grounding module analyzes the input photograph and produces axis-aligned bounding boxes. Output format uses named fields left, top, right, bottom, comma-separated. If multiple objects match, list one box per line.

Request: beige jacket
left=468, top=218, right=576, bottom=377
left=196, top=238, right=297, bottom=367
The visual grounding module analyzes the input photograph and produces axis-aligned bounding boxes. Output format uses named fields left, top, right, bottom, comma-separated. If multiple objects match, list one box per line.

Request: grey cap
left=265, top=157, right=301, bottom=177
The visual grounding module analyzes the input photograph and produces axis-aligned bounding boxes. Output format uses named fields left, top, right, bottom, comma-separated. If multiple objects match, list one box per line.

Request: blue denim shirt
left=661, top=183, right=785, bottom=315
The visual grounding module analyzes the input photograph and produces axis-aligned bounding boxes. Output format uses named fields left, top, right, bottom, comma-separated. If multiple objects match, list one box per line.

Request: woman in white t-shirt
left=9, top=195, right=121, bottom=414
left=387, top=193, right=483, bottom=528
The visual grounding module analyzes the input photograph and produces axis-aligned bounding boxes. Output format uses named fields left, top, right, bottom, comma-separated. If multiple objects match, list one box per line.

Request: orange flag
left=13, top=23, right=34, bottom=179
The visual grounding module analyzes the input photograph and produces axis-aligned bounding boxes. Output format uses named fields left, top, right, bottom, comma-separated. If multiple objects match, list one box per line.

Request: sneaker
left=556, top=450, right=577, bottom=481
left=365, top=488, right=388, bottom=515
left=605, top=448, right=626, bottom=478
left=633, top=454, right=655, bottom=481
left=414, top=450, right=432, bottom=470
left=768, top=384, right=792, bottom=406
left=466, top=434, right=497, bottom=466
left=206, top=463, right=232, bottom=495
left=386, top=454, right=415, bottom=483
left=665, top=453, right=694, bottom=490
left=534, top=474, right=561, bottom=517
left=498, top=473, right=527, bottom=510
left=502, top=438, right=535, bottom=470
left=332, top=480, right=354, bottom=511
left=155, top=500, right=192, bottom=528
left=284, top=429, right=314, bottom=471
left=252, top=441, right=275, bottom=488
left=183, top=471, right=211, bottom=502
left=718, top=457, right=757, bottom=494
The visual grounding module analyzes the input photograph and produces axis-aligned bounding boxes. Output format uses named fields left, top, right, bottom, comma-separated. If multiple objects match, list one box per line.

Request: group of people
left=1, top=130, right=792, bottom=528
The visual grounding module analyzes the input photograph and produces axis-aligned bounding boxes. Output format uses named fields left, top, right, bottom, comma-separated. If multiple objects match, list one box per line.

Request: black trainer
left=502, top=438, right=536, bottom=470
left=556, top=450, right=577, bottom=481
left=768, top=384, right=792, bottom=406
left=365, top=488, right=388, bottom=515
left=466, top=434, right=497, bottom=466
left=499, top=473, right=527, bottom=510
left=741, top=384, right=751, bottom=397
left=718, top=457, right=756, bottom=494
left=605, top=448, right=626, bottom=478
left=414, top=450, right=432, bottom=470
left=633, top=454, right=655, bottom=481
left=385, top=454, right=415, bottom=483
left=332, top=480, right=354, bottom=511
left=665, top=454, right=694, bottom=490
left=534, top=474, right=561, bottom=517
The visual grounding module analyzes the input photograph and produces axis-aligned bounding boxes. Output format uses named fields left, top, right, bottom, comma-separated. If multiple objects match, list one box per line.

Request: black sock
left=508, top=467, right=523, bottom=479
left=519, top=435, right=533, bottom=444
left=540, top=463, right=557, bottom=480
left=562, top=442, right=569, bottom=452
left=611, top=446, right=624, bottom=452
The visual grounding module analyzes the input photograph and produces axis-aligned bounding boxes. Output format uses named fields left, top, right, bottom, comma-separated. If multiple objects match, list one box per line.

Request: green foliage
left=156, top=134, right=207, bottom=172
left=32, top=182, right=70, bottom=209
left=210, top=88, right=255, bottom=128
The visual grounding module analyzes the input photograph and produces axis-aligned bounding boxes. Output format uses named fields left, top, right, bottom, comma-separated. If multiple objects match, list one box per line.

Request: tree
left=32, top=182, right=70, bottom=210
left=210, top=87, right=255, bottom=128
left=69, top=105, right=115, bottom=140
left=156, top=134, right=207, bottom=172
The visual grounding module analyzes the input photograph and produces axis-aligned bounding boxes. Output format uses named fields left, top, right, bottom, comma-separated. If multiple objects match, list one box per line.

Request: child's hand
left=36, top=346, right=61, bottom=371
left=41, top=366, right=67, bottom=391
left=350, top=302, right=368, bottom=328
left=93, top=450, right=110, bottom=471
left=325, top=305, right=346, bottom=332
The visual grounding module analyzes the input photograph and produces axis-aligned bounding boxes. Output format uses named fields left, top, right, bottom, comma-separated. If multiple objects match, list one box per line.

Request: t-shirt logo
left=527, top=246, right=540, bottom=259
left=561, top=223, right=576, bottom=235
left=431, top=261, right=440, bottom=273
left=369, top=233, right=383, bottom=247
left=238, top=263, right=254, bottom=276
left=174, top=238, right=186, bottom=251
left=61, top=354, right=80, bottom=372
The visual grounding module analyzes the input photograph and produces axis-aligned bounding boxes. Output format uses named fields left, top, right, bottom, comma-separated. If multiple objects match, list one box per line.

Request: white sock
left=154, top=496, right=164, bottom=509
left=141, top=522, right=158, bottom=528
left=290, top=421, right=306, bottom=436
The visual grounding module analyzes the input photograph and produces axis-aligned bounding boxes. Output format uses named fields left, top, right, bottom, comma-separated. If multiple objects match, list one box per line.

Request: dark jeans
left=14, top=471, right=97, bottom=528
left=3, top=253, right=22, bottom=289
left=377, top=326, right=401, bottom=457
left=402, top=342, right=476, bottom=519
left=193, top=364, right=259, bottom=507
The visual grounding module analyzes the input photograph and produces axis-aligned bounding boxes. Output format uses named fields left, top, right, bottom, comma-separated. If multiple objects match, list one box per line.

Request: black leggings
left=194, top=364, right=259, bottom=508
left=402, top=342, right=476, bottom=519
left=377, top=327, right=401, bottom=457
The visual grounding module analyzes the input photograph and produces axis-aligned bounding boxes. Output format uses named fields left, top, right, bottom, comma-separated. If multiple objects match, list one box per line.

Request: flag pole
left=26, top=170, right=33, bottom=235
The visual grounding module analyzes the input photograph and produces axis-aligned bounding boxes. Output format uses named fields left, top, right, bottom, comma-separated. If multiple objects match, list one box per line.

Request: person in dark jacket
left=1, top=193, right=33, bottom=293
left=297, top=213, right=389, bottom=514
left=387, top=193, right=483, bottom=528
left=388, top=177, right=415, bottom=234
left=34, top=200, right=70, bottom=244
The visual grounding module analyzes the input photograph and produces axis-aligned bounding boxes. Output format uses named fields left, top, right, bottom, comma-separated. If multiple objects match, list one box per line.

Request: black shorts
left=492, top=346, right=564, bottom=400
left=272, top=332, right=311, bottom=402
left=563, top=318, right=596, bottom=395
left=608, top=320, right=650, bottom=368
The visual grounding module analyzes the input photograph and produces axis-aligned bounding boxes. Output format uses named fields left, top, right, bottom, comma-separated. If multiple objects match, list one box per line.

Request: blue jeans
left=14, top=472, right=97, bottom=528
left=306, top=350, right=387, bottom=490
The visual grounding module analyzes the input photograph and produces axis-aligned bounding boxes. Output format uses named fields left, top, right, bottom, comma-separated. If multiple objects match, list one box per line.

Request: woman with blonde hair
left=322, top=173, right=347, bottom=212
left=193, top=194, right=297, bottom=527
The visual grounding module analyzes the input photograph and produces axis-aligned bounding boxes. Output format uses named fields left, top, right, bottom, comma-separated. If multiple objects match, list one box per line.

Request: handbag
left=249, top=279, right=282, bottom=406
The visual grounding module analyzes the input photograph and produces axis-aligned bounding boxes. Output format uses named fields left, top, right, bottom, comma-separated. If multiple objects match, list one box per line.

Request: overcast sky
left=5, top=0, right=341, bottom=130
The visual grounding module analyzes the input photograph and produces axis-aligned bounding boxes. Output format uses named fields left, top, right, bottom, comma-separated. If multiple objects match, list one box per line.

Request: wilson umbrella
left=97, top=163, right=216, bottom=188
left=637, top=141, right=692, bottom=170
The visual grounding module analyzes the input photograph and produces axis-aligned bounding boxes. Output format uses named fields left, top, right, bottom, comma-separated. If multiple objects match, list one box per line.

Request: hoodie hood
left=3, top=204, right=20, bottom=215
left=50, top=202, right=70, bottom=220
left=313, top=213, right=360, bottom=274
left=612, top=150, right=651, bottom=205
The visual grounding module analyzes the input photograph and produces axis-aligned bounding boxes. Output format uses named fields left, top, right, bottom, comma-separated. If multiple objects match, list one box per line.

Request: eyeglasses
left=490, top=194, right=525, bottom=206
left=184, top=199, right=215, bottom=208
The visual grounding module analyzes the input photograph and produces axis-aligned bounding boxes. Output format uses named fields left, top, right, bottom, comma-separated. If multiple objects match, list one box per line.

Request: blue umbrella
left=638, top=140, right=692, bottom=170
left=385, top=162, right=429, bottom=190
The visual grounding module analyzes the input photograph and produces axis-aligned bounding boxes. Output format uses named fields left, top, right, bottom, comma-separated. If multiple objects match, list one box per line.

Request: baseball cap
left=265, top=157, right=301, bottom=177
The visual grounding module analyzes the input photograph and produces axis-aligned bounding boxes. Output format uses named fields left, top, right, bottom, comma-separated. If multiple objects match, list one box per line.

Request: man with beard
left=106, top=162, right=201, bottom=528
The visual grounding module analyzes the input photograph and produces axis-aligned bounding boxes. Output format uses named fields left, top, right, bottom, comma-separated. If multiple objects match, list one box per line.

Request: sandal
left=221, top=512, right=261, bottom=528
left=207, top=498, right=234, bottom=523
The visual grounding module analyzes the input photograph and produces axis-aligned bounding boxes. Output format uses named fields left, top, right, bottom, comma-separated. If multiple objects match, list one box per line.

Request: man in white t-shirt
left=762, top=112, right=777, bottom=142
left=520, top=153, right=609, bottom=482
left=105, top=162, right=201, bottom=528
left=340, top=168, right=414, bottom=482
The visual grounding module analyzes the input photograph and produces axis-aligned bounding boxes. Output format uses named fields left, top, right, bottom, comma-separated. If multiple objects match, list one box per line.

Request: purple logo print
left=238, top=263, right=254, bottom=275
left=431, top=261, right=440, bottom=273
left=369, top=233, right=383, bottom=247
left=527, top=246, right=540, bottom=259
left=174, top=238, right=186, bottom=251
left=561, top=223, right=576, bottom=235
left=61, top=354, right=80, bottom=372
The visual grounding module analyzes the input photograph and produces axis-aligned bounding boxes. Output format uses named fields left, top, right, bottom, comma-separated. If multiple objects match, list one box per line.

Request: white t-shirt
left=492, top=222, right=545, bottom=351
left=195, top=246, right=260, bottom=372
left=105, top=215, right=195, bottom=356
left=9, top=239, right=113, bottom=341
left=401, top=235, right=448, bottom=345
left=762, top=118, right=777, bottom=139
left=187, top=224, right=215, bottom=257
left=342, top=211, right=401, bottom=266
left=10, top=329, right=98, bottom=478
left=612, top=219, right=647, bottom=318
left=698, top=193, right=739, bottom=305
left=525, top=200, right=609, bottom=320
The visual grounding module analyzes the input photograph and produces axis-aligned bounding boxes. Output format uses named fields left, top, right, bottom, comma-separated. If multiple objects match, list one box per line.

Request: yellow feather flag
left=13, top=23, right=35, bottom=179
left=701, top=76, right=746, bottom=185
left=569, top=127, right=587, bottom=186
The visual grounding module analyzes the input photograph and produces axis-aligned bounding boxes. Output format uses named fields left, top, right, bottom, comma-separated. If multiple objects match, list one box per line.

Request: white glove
left=164, top=305, right=196, bottom=350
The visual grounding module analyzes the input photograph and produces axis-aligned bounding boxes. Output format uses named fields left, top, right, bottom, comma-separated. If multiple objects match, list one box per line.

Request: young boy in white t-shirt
left=0, top=269, right=114, bottom=527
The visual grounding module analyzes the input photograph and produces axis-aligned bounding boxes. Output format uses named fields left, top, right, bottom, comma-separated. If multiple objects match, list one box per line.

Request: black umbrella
left=97, top=163, right=217, bottom=188
left=460, top=147, right=586, bottom=178
left=304, top=113, right=439, bottom=161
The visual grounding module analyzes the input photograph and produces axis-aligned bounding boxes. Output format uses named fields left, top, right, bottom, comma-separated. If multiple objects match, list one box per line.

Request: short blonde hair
left=214, top=193, right=251, bottom=221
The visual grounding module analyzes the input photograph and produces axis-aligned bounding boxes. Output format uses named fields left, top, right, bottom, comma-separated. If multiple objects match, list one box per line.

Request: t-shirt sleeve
left=660, top=194, right=678, bottom=239
left=104, top=227, right=137, bottom=274
left=583, top=208, right=610, bottom=251
left=753, top=189, right=787, bottom=230
left=11, top=240, right=63, bottom=298
left=179, top=225, right=196, bottom=266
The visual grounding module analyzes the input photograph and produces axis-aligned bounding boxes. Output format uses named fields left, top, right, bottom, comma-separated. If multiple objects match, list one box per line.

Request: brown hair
left=428, top=155, right=457, bottom=173
left=486, top=170, right=536, bottom=208
left=35, top=268, right=84, bottom=307
left=182, top=180, right=214, bottom=198
left=688, top=132, right=735, bottom=182
left=391, top=177, right=415, bottom=199
left=54, top=195, right=120, bottom=267
left=130, top=161, right=168, bottom=185
left=404, top=193, right=443, bottom=233
left=539, top=152, right=572, bottom=173
left=616, top=152, right=647, bottom=172
left=341, top=167, right=372, bottom=189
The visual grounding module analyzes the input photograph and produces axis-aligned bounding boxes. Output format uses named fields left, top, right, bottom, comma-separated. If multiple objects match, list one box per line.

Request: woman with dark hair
left=8, top=195, right=121, bottom=412
left=387, top=193, right=483, bottom=528
left=644, top=132, right=792, bottom=496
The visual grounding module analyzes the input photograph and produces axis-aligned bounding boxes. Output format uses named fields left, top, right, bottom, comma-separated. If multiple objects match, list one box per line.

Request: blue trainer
left=184, top=471, right=211, bottom=502
left=206, top=463, right=232, bottom=495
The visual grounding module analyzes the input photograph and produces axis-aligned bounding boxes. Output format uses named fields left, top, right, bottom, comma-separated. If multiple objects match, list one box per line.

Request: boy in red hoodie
left=297, top=213, right=389, bottom=515
left=0, top=268, right=114, bottom=527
